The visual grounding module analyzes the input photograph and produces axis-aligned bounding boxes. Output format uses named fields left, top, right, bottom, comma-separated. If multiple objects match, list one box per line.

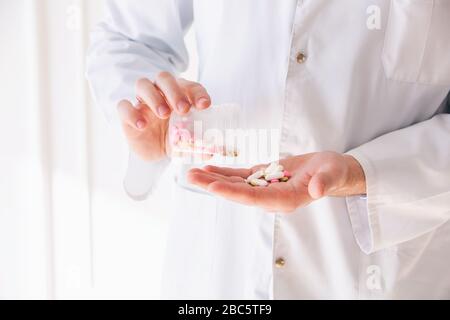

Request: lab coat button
left=296, top=52, right=307, bottom=64
left=275, top=258, right=286, bottom=268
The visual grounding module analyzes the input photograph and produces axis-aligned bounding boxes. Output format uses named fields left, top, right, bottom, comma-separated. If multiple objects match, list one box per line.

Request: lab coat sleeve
left=86, top=0, right=193, bottom=200
left=346, top=97, right=450, bottom=254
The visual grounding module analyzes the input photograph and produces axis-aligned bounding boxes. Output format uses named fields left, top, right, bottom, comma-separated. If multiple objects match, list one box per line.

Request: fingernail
left=177, top=100, right=190, bottom=113
left=158, top=105, right=170, bottom=117
left=197, top=97, right=210, bottom=108
left=136, top=119, right=147, bottom=130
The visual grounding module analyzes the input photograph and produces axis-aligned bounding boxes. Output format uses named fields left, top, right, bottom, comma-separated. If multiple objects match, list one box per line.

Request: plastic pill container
left=168, top=103, right=242, bottom=193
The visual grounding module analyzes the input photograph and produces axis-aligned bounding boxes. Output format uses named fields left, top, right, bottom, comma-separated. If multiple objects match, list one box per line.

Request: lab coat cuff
left=123, top=151, right=170, bottom=201
left=346, top=196, right=374, bottom=255
left=345, top=149, right=381, bottom=254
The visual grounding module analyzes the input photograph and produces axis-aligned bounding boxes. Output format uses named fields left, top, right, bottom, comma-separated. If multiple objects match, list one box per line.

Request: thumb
left=308, top=170, right=337, bottom=200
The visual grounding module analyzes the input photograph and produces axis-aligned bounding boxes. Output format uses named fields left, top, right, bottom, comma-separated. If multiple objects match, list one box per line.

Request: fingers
left=187, top=171, right=221, bottom=189
left=207, top=181, right=258, bottom=205
left=154, top=72, right=191, bottom=115
left=177, top=78, right=211, bottom=110
left=136, top=77, right=172, bottom=119
left=187, top=168, right=265, bottom=206
left=189, top=169, right=245, bottom=183
left=207, top=181, right=280, bottom=210
left=203, top=165, right=253, bottom=179
left=187, top=169, right=245, bottom=189
left=188, top=168, right=284, bottom=209
left=136, top=73, right=211, bottom=121
left=117, top=100, right=147, bottom=131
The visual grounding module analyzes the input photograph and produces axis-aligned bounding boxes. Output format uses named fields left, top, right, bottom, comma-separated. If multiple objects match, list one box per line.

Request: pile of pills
left=245, top=162, right=292, bottom=187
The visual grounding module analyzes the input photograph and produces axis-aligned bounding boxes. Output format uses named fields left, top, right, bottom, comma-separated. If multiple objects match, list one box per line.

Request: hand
left=187, top=152, right=366, bottom=213
left=117, top=72, right=211, bottom=161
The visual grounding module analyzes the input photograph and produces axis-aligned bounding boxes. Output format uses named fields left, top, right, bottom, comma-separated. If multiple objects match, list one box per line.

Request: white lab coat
left=86, top=0, right=450, bottom=299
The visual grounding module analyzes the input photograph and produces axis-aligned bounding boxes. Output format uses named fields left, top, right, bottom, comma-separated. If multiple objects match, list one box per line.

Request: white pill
left=246, top=170, right=264, bottom=182
left=264, top=171, right=284, bottom=181
left=249, top=179, right=269, bottom=187
left=264, top=162, right=279, bottom=175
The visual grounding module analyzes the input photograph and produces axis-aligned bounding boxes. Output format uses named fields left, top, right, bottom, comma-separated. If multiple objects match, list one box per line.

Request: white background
left=0, top=0, right=198, bottom=299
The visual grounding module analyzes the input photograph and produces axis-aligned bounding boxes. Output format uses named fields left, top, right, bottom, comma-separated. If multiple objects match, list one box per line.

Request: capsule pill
left=246, top=170, right=265, bottom=182
left=264, top=171, right=285, bottom=181
left=250, top=179, right=269, bottom=187
left=264, top=162, right=279, bottom=175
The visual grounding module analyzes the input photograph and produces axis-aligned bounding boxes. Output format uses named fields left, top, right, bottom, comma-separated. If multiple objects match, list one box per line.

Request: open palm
left=187, top=152, right=366, bottom=213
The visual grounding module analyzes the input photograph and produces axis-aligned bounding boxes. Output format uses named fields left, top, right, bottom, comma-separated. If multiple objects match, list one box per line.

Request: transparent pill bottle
left=168, top=103, right=242, bottom=193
